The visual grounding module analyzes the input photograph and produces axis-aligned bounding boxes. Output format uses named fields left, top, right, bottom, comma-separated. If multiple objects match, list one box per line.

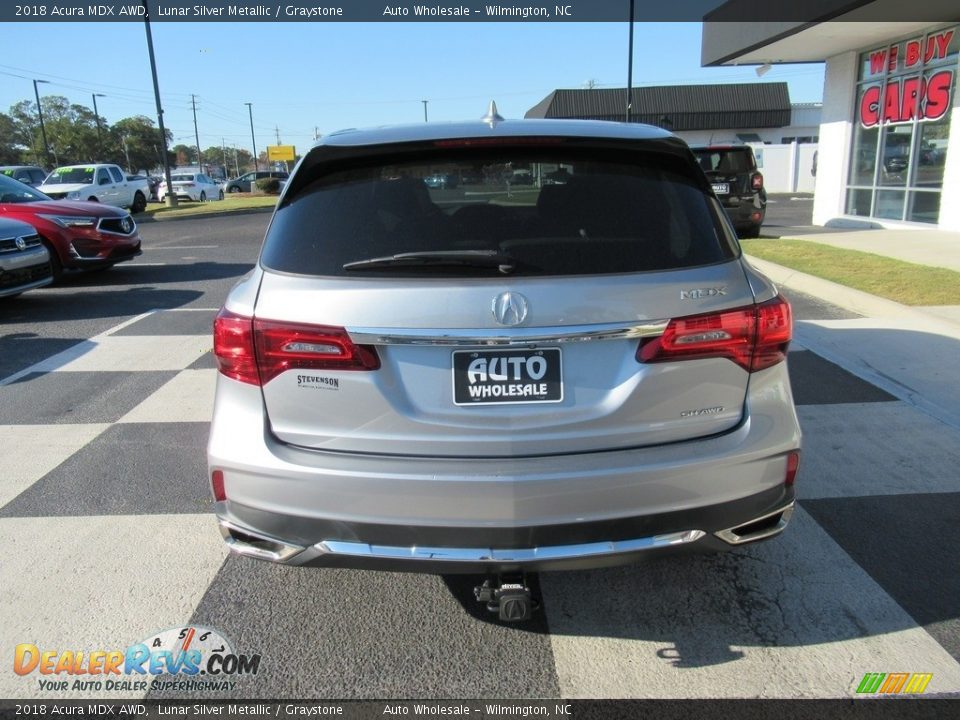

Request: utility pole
left=232, top=143, right=240, bottom=176
left=314, top=126, right=319, bottom=141
left=422, top=100, right=428, bottom=122
left=32, top=79, right=51, bottom=168
left=191, top=94, right=202, bottom=168
left=245, top=102, right=258, bottom=171
left=221, top=138, right=228, bottom=176
left=142, top=0, right=176, bottom=206
left=92, top=93, right=106, bottom=159
left=275, top=125, right=281, bottom=144
left=626, top=0, right=635, bottom=123
left=122, top=135, right=131, bottom=173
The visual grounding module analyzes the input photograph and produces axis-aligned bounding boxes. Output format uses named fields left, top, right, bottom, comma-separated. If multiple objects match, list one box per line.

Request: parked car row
left=0, top=173, right=141, bottom=295
left=158, top=172, right=225, bottom=203
left=223, top=170, right=288, bottom=193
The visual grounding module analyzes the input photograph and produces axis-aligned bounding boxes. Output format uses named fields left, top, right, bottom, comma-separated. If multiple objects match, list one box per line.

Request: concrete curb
left=746, top=254, right=960, bottom=430
left=136, top=206, right=275, bottom=223
left=744, top=254, right=960, bottom=336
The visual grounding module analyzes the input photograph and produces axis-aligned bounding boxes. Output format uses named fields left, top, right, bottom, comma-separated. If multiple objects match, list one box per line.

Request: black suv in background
left=691, top=145, right=765, bottom=238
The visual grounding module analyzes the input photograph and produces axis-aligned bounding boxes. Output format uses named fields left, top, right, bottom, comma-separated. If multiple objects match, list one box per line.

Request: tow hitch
left=474, top=573, right=540, bottom=622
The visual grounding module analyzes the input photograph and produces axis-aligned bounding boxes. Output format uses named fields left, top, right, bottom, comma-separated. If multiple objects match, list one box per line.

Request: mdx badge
left=492, top=291, right=529, bottom=326
left=680, top=287, right=727, bottom=300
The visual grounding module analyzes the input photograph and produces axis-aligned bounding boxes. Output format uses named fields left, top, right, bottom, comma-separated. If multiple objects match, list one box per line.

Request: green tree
left=0, top=112, right=25, bottom=165
left=171, top=144, right=196, bottom=166
left=109, top=116, right=173, bottom=173
left=9, top=95, right=101, bottom=166
left=9, top=99, right=45, bottom=165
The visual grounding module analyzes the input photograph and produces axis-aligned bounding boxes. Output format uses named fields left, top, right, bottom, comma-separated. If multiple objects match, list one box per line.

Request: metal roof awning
left=701, top=0, right=958, bottom=66
left=525, top=83, right=792, bottom=131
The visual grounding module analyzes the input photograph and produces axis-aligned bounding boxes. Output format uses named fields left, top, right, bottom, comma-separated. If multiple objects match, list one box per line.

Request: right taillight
left=751, top=172, right=764, bottom=190
left=638, top=295, right=791, bottom=373
left=213, top=308, right=380, bottom=386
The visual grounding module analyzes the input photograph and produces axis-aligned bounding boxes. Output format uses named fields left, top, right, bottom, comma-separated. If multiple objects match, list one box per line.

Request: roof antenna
left=482, top=100, right=504, bottom=126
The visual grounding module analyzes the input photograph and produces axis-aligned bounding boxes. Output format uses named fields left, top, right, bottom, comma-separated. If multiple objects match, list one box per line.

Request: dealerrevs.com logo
left=856, top=672, right=933, bottom=695
left=14, top=626, right=261, bottom=693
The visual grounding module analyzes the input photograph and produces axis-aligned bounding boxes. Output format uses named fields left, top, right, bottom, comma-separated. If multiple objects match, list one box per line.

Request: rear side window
left=693, top=149, right=755, bottom=173
left=261, top=148, right=734, bottom=277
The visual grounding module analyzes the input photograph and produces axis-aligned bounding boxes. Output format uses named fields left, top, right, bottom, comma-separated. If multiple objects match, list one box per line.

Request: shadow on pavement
left=0, top=286, right=205, bottom=325
left=57, top=261, right=254, bottom=287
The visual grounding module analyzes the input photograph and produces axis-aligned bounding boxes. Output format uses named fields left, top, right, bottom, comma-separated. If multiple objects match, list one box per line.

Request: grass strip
left=139, top=194, right=278, bottom=218
left=741, top=238, right=960, bottom=306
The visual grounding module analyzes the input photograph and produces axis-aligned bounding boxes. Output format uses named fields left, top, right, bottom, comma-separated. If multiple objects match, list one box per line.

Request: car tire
left=200, top=191, right=207, bottom=202
left=218, top=190, right=224, bottom=200
left=40, top=237, right=64, bottom=281
left=132, top=191, right=147, bottom=214
left=87, top=196, right=99, bottom=202
left=739, top=225, right=761, bottom=239
left=228, top=186, right=240, bottom=193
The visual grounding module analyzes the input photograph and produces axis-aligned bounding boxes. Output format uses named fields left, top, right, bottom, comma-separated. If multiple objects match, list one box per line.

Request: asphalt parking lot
left=1, top=213, right=958, bottom=700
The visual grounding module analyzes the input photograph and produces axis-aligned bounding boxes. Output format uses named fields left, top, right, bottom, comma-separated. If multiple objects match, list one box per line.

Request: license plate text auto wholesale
left=712, top=183, right=730, bottom=195
left=452, top=348, right=562, bottom=405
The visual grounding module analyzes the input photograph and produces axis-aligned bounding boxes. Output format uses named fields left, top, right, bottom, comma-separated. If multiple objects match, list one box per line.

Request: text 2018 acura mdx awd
left=208, top=114, right=801, bottom=589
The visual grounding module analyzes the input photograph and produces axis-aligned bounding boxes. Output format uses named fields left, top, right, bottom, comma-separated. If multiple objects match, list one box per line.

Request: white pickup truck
left=37, top=164, right=151, bottom=213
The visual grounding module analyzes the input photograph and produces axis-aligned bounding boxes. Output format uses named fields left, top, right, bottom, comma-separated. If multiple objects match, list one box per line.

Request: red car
left=0, top=173, right=141, bottom=279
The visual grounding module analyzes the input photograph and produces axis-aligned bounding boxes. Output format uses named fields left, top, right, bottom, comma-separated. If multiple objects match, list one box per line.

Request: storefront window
left=847, top=26, right=957, bottom=224
left=846, top=188, right=873, bottom=217
left=908, top=192, right=941, bottom=223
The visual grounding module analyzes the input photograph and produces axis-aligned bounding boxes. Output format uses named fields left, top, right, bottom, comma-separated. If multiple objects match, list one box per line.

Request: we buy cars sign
left=859, top=29, right=955, bottom=128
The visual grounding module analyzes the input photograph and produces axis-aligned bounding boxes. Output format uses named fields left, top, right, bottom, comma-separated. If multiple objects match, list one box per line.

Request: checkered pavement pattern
left=2, top=307, right=959, bottom=700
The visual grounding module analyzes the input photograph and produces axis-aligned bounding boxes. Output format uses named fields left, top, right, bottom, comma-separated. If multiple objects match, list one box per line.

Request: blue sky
left=0, top=22, right=825, bottom=155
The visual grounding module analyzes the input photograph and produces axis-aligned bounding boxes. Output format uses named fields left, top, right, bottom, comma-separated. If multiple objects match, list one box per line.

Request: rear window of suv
left=693, top=148, right=756, bottom=174
left=261, top=147, right=735, bottom=277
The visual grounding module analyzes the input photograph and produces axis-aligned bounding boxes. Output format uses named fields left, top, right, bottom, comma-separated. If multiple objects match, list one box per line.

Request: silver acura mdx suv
left=208, top=112, right=801, bottom=607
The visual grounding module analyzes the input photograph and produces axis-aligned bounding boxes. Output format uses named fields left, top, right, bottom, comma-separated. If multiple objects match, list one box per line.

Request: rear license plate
left=453, top=348, right=562, bottom=406
left=712, top=183, right=730, bottom=195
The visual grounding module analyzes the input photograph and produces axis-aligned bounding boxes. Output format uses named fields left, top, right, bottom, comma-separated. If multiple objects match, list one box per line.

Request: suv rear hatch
left=236, top=135, right=775, bottom=458
left=692, top=146, right=759, bottom=199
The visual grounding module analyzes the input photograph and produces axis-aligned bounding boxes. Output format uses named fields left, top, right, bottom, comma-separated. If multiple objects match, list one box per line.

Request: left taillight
left=214, top=308, right=259, bottom=384
left=213, top=308, right=380, bottom=386
left=638, top=295, right=791, bottom=373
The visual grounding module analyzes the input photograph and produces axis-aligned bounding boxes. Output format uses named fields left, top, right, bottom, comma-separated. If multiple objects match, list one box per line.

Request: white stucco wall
left=812, top=51, right=857, bottom=226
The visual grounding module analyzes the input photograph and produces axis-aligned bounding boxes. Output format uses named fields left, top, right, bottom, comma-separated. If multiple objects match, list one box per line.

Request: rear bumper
left=208, top=363, right=801, bottom=572
left=720, top=194, right=766, bottom=228
left=217, top=489, right=795, bottom=573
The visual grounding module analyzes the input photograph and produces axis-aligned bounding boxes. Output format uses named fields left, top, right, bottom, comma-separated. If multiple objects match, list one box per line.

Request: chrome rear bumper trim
left=314, top=529, right=705, bottom=563
left=347, top=320, right=669, bottom=347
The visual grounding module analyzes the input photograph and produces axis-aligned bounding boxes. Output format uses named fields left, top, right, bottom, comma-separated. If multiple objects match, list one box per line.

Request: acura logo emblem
left=492, top=291, right=529, bottom=326
left=121, top=218, right=132, bottom=233
left=15, top=237, right=26, bottom=250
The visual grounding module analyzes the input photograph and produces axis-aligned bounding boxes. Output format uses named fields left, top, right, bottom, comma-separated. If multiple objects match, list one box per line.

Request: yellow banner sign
left=267, top=145, right=296, bottom=162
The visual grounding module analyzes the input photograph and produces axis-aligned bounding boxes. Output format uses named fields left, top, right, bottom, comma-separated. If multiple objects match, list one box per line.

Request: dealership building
left=703, top=2, right=960, bottom=230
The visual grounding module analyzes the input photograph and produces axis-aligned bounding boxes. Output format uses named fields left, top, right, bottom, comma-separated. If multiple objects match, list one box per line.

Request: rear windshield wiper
left=343, top=250, right=519, bottom=274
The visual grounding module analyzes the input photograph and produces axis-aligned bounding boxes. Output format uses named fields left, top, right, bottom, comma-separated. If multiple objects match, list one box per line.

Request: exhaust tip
left=715, top=502, right=794, bottom=545
left=219, top=520, right=304, bottom=563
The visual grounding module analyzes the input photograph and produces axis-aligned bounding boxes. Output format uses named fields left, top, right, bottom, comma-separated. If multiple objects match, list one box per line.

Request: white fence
left=751, top=142, right=818, bottom=194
